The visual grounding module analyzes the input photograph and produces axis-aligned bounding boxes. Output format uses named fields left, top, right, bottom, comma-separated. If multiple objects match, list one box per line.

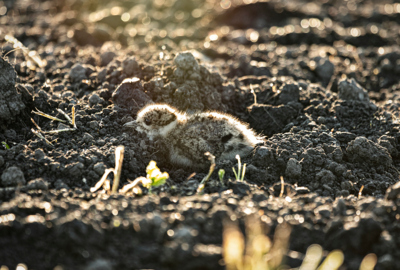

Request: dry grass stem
left=111, top=146, right=125, bottom=194
left=280, top=176, right=284, bottom=198
left=30, top=118, right=42, bottom=131
left=57, top=108, right=73, bottom=124
left=31, top=106, right=77, bottom=144
left=90, top=146, right=125, bottom=194
left=44, top=128, right=77, bottom=134
left=119, top=177, right=146, bottom=194
left=31, top=128, right=53, bottom=146
left=358, top=185, right=364, bottom=199
left=299, top=244, right=323, bottom=270
left=250, top=84, right=258, bottom=105
left=90, top=168, right=114, bottom=193
left=72, top=106, right=77, bottom=128
left=5, top=34, right=44, bottom=68
left=32, top=109, right=66, bottom=123
left=196, top=152, right=216, bottom=194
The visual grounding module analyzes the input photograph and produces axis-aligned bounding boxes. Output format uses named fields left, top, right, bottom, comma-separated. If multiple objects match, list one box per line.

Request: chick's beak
left=123, top=120, right=137, bottom=128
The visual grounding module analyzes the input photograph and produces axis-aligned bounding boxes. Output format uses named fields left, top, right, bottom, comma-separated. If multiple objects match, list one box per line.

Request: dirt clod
left=1, top=166, right=26, bottom=187
left=0, top=57, right=25, bottom=123
left=346, top=137, right=392, bottom=167
left=338, top=78, right=370, bottom=102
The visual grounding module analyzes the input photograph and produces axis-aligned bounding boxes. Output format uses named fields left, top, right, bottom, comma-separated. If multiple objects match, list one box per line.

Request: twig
left=31, top=128, right=53, bottom=146
left=111, top=146, right=125, bottom=194
left=197, top=152, right=216, bottom=194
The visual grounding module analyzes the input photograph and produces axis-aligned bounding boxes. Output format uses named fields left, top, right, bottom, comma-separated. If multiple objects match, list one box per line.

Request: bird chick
left=124, top=104, right=264, bottom=169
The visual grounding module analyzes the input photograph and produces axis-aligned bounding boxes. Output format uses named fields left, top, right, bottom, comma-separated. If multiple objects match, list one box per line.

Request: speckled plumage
left=124, top=104, right=264, bottom=169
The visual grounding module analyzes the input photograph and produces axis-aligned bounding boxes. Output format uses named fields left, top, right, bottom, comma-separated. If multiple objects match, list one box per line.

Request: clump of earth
left=1, top=0, right=400, bottom=269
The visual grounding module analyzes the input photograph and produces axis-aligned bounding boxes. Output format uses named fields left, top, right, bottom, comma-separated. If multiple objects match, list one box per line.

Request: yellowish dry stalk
left=32, top=109, right=66, bottom=123
left=358, top=185, right=364, bottom=199
left=31, top=106, right=77, bottom=145
left=103, top=179, right=111, bottom=193
left=223, top=220, right=244, bottom=270
left=119, top=177, right=148, bottom=194
left=5, top=34, right=44, bottom=68
left=72, top=106, right=76, bottom=128
left=44, top=128, right=77, bottom=134
left=90, top=168, right=114, bottom=193
left=317, top=250, right=344, bottom=270
left=31, top=128, right=53, bottom=146
left=111, top=146, right=125, bottom=194
left=196, top=152, right=215, bottom=194
left=299, top=244, right=323, bottom=270
left=279, top=176, right=284, bottom=198
left=30, top=118, right=42, bottom=131
left=57, top=108, right=73, bottom=124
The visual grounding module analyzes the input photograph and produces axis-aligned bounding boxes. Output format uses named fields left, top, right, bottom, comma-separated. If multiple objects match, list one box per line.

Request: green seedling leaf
left=2, top=142, right=10, bottom=150
left=232, top=155, right=246, bottom=181
left=241, top=163, right=246, bottom=181
left=232, top=167, right=238, bottom=180
left=236, top=155, right=242, bottom=181
left=145, top=161, right=169, bottom=189
left=218, top=169, right=225, bottom=183
left=95, top=159, right=168, bottom=195
left=152, top=173, right=168, bottom=187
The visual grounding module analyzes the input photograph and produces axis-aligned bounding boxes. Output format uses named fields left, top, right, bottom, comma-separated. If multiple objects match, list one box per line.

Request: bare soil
left=1, top=0, right=400, bottom=269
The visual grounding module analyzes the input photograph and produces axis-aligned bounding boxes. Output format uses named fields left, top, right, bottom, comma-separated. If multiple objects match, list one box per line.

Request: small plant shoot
left=232, top=155, right=246, bottom=182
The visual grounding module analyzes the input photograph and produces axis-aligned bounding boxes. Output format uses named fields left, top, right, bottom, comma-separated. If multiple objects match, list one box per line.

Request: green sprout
left=218, top=169, right=225, bottom=183
left=120, top=161, right=169, bottom=195
left=1, top=142, right=10, bottom=150
left=232, top=155, right=246, bottom=181
left=143, top=161, right=169, bottom=193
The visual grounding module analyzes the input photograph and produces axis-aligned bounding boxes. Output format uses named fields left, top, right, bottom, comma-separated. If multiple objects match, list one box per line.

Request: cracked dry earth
left=2, top=0, right=400, bottom=269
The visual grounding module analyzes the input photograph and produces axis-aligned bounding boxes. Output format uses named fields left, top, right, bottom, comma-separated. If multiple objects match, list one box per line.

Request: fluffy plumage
left=124, top=104, right=264, bottom=169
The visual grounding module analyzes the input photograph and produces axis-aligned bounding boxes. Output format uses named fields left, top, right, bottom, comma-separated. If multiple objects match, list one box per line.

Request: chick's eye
left=144, top=118, right=152, bottom=125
